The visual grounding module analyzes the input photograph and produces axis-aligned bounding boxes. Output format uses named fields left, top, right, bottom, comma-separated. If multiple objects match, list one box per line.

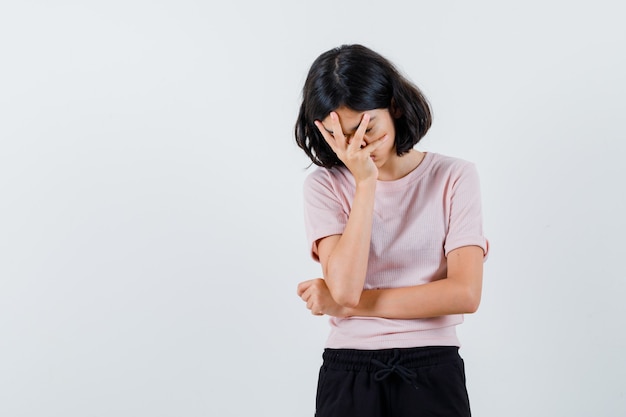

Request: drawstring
left=371, top=350, right=419, bottom=390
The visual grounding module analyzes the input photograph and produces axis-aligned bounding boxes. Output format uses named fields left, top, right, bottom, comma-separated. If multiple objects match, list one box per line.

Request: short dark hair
left=295, top=44, right=432, bottom=168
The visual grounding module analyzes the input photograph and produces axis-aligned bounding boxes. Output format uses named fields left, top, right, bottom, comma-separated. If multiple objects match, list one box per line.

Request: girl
left=295, top=44, right=488, bottom=417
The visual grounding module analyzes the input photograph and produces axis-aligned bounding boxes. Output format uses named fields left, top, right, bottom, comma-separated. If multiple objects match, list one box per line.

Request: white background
left=1, top=1, right=625, bottom=416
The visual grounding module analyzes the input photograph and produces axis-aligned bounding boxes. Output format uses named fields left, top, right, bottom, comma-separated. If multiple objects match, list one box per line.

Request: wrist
left=355, top=176, right=377, bottom=188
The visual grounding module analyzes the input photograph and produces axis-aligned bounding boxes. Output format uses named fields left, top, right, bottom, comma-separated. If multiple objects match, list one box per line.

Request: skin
left=296, top=106, right=484, bottom=319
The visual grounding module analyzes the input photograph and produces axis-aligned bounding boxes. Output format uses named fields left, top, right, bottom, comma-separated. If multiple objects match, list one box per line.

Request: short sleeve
left=444, top=162, right=489, bottom=257
left=303, top=169, right=349, bottom=261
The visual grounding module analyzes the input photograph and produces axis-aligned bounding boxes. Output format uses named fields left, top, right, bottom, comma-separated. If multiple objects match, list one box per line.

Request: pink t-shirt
left=303, top=152, right=488, bottom=349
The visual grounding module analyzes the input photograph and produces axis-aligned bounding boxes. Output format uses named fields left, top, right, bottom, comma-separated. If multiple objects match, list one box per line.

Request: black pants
left=315, top=346, right=471, bottom=417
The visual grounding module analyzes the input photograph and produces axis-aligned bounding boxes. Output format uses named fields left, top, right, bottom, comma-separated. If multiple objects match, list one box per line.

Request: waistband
left=322, top=346, right=460, bottom=372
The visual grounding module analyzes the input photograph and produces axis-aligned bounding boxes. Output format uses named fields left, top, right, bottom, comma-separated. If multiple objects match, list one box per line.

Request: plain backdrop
left=1, top=1, right=625, bottom=416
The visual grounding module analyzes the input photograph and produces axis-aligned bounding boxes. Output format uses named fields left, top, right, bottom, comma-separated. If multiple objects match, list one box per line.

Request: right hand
left=315, top=112, right=388, bottom=183
left=297, top=278, right=351, bottom=318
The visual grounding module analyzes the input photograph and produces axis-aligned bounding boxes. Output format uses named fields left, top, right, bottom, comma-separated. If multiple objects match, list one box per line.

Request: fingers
left=297, top=279, right=325, bottom=316
left=296, top=280, right=312, bottom=297
left=314, top=111, right=345, bottom=153
left=306, top=299, right=323, bottom=315
left=348, top=113, right=370, bottom=152
left=297, top=279, right=319, bottom=303
left=362, top=134, right=389, bottom=153
left=303, top=286, right=322, bottom=315
left=314, top=120, right=337, bottom=153
left=329, top=112, right=345, bottom=143
left=314, top=112, right=372, bottom=154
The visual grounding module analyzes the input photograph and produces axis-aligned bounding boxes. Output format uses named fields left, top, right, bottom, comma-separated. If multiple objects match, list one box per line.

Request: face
left=320, top=107, right=397, bottom=168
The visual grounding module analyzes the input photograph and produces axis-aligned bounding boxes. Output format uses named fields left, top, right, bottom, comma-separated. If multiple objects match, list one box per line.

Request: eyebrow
left=324, top=116, right=377, bottom=134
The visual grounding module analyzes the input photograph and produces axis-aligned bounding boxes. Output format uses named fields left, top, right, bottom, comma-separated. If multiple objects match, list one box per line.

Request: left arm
left=348, top=245, right=483, bottom=318
left=298, top=245, right=484, bottom=318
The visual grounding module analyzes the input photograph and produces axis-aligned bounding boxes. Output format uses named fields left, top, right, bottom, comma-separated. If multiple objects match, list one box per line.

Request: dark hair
left=295, top=44, right=432, bottom=168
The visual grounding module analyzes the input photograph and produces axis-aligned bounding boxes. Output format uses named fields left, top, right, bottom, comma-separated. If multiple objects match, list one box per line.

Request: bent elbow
left=339, top=298, right=360, bottom=309
left=463, top=291, right=481, bottom=314
left=331, top=290, right=361, bottom=309
left=465, top=300, right=480, bottom=314
left=324, top=265, right=364, bottom=308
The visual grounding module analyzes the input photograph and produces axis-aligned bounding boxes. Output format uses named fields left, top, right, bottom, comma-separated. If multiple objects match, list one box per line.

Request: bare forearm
left=346, top=278, right=481, bottom=319
left=323, top=180, right=376, bottom=307
left=344, top=246, right=484, bottom=319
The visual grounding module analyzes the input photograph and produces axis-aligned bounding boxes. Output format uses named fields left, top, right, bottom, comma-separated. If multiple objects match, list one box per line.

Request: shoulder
left=426, top=152, right=478, bottom=181
left=422, top=153, right=481, bottom=194
left=304, top=165, right=353, bottom=191
left=428, top=152, right=475, bottom=172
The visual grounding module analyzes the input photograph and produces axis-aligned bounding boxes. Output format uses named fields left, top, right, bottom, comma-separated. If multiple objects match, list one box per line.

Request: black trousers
left=315, top=346, right=471, bottom=417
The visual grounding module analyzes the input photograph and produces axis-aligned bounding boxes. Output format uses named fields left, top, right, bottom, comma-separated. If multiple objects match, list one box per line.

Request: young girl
left=295, top=44, right=488, bottom=417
